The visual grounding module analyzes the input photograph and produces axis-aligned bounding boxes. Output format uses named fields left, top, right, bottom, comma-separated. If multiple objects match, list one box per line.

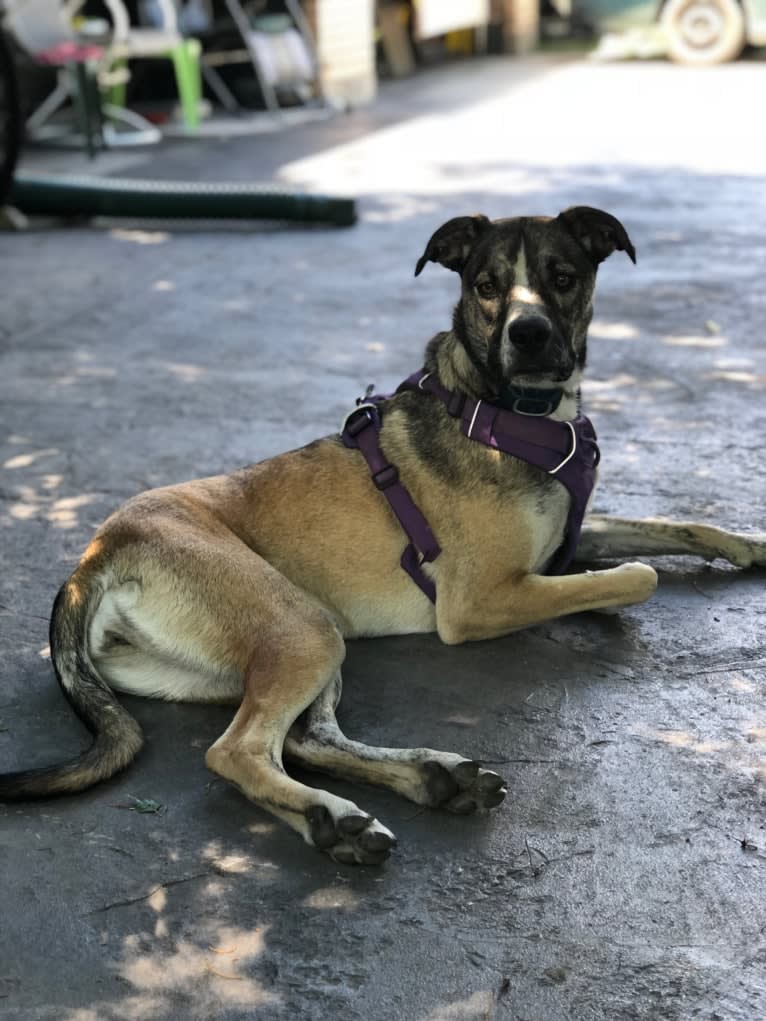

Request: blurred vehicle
left=577, top=0, right=766, bottom=64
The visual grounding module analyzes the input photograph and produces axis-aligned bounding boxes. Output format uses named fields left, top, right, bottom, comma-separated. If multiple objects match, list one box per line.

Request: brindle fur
left=1, top=208, right=764, bottom=864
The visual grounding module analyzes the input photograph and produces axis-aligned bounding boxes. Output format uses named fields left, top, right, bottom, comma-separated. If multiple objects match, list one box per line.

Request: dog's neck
left=426, top=331, right=581, bottom=422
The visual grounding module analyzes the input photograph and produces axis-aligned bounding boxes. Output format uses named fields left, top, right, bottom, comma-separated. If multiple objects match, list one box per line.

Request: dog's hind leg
left=205, top=613, right=397, bottom=866
left=577, top=515, right=766, bottom=569
left=284, top=675, right=507, bottom=815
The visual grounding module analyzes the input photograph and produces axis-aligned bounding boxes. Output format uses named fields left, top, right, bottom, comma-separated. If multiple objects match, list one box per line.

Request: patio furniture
left=3, top=0, right=107, bottom=155
left=102, top=0, right=202, bottom=130
left=189, top=0, right=320, bottom=114
left=4, top=0, right=163, bottom=152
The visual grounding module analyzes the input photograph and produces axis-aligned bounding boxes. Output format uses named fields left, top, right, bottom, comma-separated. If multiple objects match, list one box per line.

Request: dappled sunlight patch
left=246, top=820, right=278, bottom=836
left=443, top=713, right=481, bottom=727
left=9, top=499, right=37, bottom=521
left=211, top=854, right=254, bottom=875
left=585, top=373, right=638, bottom=392
left=110, top=228, right=170, bottom=245
left=5, top=488, right=103, bottom=530
left=633, top=720, right=766, bottom=775
left=3, top=447, right=59, bottom=470
left=75, top=365, right=118, bottom=379
left=303, top=886, right=360, bottom=910
left=201, top=840, right=280, bottom=880
left=158, top=362, right=208, bottom=384
left=364, top=193, right=442, bottom=223
left=588, top=398, right=623, bottom=412
left=590, top=320, right=639, bottom=341
left=729, top=676, right=756, bottom=693
left=418, top=989, right=494, bottom=1020
left=662, top=334, right=727, bottom=349
left=47, top=493, right=99, bottom=528
left=63, top=995, right=174, bottom=1021
left=119, top=926, right=276, bottom=1007
left=706, top=370, right=763, bottom=387
left=651, top=415, right=705, bottom=431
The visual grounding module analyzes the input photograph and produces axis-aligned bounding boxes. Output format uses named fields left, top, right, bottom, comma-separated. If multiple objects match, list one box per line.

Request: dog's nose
left=508, top=316, right=552, bottom=351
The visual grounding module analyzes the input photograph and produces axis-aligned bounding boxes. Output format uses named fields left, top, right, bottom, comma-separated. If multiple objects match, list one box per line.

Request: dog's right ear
left=415, top=215, right=492, bottom=277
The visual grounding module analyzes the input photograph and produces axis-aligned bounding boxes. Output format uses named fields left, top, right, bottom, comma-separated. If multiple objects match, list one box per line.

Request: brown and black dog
left=1, top=208, right=764, bottom=864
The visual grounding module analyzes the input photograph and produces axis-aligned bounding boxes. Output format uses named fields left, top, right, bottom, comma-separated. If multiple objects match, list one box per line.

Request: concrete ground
left=1, top=54, right=765, bottom=1021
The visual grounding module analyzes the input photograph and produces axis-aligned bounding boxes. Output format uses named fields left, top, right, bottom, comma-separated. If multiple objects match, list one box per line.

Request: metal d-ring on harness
left=341, top=369, right=601, bottom=603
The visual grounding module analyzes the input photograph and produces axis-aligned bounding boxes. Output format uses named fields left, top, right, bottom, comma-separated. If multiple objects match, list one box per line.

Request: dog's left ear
left=558, top=206, right=636, bottom=266
left=415, top=214, right=492, bottom=277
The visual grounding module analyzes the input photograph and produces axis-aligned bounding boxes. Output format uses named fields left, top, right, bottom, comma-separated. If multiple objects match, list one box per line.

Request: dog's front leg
left=284, top=674, right=507, bottom=814
left=577, top=515, right=766, bottom=569
left=436, top=562, right=658, bottom=644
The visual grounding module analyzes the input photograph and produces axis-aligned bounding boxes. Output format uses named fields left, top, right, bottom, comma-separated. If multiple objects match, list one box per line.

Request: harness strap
left=342, top=403, right=441, bottom=602
left=341, top=368, right=601, bottom=603
left=398, top=370, right=600, bottom=574
left=398, top=369, right=604, bottom=579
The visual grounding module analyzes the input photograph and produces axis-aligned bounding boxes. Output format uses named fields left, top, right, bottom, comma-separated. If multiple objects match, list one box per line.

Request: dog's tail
left=0, top=575, right=143, bottom=800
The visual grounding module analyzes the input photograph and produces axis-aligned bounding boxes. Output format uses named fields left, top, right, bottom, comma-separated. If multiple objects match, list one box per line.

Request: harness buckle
left=341, top=402, right=377, bottom=438
left=373, top=464, right=399, bottom=490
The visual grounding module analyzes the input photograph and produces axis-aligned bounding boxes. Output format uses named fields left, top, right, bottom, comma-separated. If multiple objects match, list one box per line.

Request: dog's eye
left=554, top=272, right=574, bottom=291
left=476, top=280, right=497, bottom=299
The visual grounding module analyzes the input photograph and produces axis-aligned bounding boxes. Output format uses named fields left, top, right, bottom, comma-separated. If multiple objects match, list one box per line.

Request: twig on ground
left=84, top=871, right=210, bottom=915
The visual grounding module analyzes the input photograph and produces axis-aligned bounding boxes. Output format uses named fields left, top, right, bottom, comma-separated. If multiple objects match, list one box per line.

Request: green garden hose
left=9, top=174, right=357, bottom=226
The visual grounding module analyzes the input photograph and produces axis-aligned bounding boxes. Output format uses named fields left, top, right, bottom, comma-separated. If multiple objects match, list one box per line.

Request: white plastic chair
left=4, top=0, right=160, bottom=150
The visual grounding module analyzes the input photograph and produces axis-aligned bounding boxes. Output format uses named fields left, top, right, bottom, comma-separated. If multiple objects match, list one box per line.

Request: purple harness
left=341, top=368, right=600, bottom=603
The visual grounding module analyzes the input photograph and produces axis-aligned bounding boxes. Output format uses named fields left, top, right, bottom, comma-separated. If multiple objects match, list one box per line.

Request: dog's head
left=415, top=208, right=635, bottom=391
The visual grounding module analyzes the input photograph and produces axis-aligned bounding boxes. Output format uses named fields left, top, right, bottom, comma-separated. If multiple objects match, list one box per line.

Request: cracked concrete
left=1, top=54, right=765, bottom=1020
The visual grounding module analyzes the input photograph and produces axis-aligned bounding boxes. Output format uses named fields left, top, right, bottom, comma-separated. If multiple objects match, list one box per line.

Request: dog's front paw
left=306, top=805, right=397, bottom=865
left=423, top=759, right=507, bottom=814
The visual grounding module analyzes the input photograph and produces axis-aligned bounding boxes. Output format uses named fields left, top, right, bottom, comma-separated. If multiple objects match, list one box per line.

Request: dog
left=1, top=206, right=764, bottom=865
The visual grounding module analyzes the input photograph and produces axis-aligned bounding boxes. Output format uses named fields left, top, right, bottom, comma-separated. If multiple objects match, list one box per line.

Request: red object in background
left=35, top=41, right=104, bottom=66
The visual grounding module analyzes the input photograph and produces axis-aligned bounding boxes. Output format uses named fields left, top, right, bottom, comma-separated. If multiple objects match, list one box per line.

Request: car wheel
left=661, top=0, right=746, bottom=65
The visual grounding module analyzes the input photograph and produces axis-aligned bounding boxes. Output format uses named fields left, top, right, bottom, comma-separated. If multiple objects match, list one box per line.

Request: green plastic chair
left=102, top=0, right=201, bottom=131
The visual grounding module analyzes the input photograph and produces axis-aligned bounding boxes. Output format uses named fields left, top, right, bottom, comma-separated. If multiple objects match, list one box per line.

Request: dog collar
left=497, top=384, right=563, bottom=416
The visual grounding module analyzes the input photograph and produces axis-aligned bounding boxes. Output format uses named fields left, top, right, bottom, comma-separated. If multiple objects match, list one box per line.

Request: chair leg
left=106, top=58, right=129, bottom=109
left=71, top=64, right=101, bottom=159
left=169, top=40, right=202, bottom=130
left=25, top=73, right=70, bottom=132
left=201, top=63, right=240, bottom=113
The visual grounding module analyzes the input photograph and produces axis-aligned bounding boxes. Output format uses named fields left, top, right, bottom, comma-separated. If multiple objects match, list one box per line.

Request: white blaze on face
left=509, top=243, right=543, bottom=307
left=501, top=241, right=547, bottom=373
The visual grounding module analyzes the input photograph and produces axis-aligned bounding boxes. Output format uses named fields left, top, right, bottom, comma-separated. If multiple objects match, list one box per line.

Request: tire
left=661, top=0, right=746, bottom=65
left=0, top=25, right=22, bottom=204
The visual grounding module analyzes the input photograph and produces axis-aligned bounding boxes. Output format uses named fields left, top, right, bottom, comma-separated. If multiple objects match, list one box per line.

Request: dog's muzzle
left=508, top=314, right=552, bottom=352
left=504, top=315, right=574, bottom=382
